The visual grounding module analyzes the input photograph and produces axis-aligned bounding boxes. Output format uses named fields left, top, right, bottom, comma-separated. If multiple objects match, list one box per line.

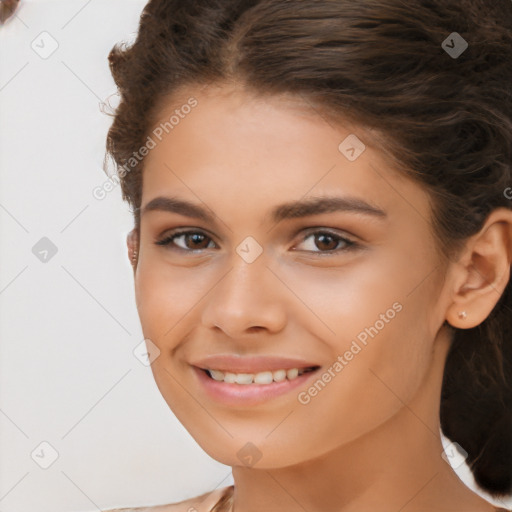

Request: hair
left=0, top=0, right=20, bottom=23
left=104, top=0, right=512, bottom=499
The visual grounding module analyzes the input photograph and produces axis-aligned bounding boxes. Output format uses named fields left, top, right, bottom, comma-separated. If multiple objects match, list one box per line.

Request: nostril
left=247, top=326, right=265, bottom=333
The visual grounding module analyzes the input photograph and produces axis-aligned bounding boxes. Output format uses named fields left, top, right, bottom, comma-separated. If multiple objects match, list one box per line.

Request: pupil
left=189, top=233, right=207, bottom=248
left=317, top=234, right=337, bottom=251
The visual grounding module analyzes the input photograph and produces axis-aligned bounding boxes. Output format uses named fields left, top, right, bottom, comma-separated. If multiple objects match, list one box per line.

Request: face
left=131, top=83, right=452, bottom=468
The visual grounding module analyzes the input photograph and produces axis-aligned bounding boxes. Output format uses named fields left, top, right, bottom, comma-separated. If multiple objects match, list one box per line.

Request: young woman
left=102, top=0, right=512, bottom=510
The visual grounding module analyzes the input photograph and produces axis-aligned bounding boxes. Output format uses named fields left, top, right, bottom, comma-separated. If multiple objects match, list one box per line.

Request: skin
left=126, top=82, right=512, bottom=512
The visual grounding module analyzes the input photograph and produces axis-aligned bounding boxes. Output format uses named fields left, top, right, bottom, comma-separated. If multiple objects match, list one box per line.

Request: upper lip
left=191, top=355, right=321, bottom=373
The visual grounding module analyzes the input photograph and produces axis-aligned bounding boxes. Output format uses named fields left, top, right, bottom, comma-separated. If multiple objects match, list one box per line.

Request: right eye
left=155, top=229, right=217, bottom=252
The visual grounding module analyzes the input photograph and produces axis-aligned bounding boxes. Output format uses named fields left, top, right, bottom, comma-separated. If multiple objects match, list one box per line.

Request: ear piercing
left=131, top=250, right=138, bottom=265
left=457, top=311, right=467, bottom=320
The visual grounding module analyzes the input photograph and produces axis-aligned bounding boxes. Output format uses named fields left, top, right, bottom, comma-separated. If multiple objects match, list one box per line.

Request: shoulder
left=102, top=485, right=234, bottom=512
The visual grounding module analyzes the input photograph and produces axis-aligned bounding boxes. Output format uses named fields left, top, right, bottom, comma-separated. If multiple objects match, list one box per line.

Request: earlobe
left=445, top=208, right=512, bottom=329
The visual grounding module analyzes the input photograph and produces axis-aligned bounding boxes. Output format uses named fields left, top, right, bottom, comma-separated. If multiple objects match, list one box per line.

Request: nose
left=200, top=256, right=287, bottom=338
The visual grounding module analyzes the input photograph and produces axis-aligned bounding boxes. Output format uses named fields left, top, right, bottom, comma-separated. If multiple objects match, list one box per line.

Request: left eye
left=297, top=230, right=357, bottom=253
left=155, top=229, right=358, bottom=254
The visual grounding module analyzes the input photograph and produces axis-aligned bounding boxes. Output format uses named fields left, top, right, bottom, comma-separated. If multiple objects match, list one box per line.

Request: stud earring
left=131, top=250, right=138, bottom=265
left=457, top=311, right=467, bottom=320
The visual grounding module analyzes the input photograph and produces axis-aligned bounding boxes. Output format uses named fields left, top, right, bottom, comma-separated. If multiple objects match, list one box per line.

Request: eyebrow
left=141, top=195, right=387, bottom=224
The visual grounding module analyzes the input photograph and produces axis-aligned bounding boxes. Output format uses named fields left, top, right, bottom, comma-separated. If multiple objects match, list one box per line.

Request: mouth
left=199, top=365, right=321, bottom=385
left=192, top=364, right=322, bottom=407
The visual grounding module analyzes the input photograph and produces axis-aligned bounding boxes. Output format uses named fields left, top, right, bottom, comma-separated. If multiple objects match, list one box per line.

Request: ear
left=126, top=227, right=139, bottom=269
left=445, top=207, right=512, bottom=329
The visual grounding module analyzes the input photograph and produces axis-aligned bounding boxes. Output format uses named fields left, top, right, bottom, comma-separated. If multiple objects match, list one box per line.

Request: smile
left=192, top=365, right=322, bottom=407
left=205, top=366, right=318, bottom=384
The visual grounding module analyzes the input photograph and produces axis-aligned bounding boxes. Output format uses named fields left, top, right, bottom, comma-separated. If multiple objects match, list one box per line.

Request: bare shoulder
left=102, top=485, right=234, bottom=512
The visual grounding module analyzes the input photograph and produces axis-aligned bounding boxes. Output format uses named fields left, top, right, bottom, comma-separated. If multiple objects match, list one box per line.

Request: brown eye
left=313, top=233, right=340, bottom=251
left=294, top=230, right=358, bottom=255
left=156, top=230, right=216, bottom=251
left=180, top=232, right=212, bottom=250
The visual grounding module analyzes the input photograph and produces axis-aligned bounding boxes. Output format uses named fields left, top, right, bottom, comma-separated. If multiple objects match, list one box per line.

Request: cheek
left=276, top=250, right=411, bottom=344
left=134, top=260, right=200, bottom=343
left=278, top=252, right=436, bottom=407
left=133, top=264, right=200, bottom=421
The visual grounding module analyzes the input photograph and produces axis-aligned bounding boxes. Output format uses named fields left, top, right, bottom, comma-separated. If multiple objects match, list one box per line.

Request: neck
left=230, top=329, right=496, bottom=512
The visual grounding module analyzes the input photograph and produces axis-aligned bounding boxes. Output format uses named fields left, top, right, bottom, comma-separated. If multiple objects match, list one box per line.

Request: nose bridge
left=218, top=247, right=270, bottom=308
left=200, top=246, right=286, bottom=335
left=218, top=232, right=271, bottom=295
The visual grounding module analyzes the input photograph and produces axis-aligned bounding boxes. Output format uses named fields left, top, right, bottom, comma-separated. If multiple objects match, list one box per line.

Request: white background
left=0, top=1, right=233, bottom=511
left=0, top=1, right=509, bottom=511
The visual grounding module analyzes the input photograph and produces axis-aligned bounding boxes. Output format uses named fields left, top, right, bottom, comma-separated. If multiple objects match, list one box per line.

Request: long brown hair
left=104, top=0, right=512, bottom=498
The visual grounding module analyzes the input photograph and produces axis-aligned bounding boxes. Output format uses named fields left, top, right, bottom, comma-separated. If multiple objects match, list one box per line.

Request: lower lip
left=192, top=366, right=320, bottom=407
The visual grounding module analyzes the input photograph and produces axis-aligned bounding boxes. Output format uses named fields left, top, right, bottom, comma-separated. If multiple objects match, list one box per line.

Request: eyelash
left=154, top=228, right=359, bottom=256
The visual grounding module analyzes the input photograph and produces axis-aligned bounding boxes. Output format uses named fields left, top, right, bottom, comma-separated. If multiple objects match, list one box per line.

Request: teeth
left=207, top=367, right=313, bottom=384
left=253, top=371, right=273, bottom=384
left=273, top=369, right=287, bottom=382
left=235, top=373, right=253, bottom=385
left=209, top=369, right=227, bottom=381
left=287, top=368, right=299, bottom=380
left=223, top=372, right=237, bottom=383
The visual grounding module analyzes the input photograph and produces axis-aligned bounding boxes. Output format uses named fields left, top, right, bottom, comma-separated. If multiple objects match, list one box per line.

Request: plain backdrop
left=0, top=1, right=233, bottom=511
left=0, top=1, right=509, bottom=511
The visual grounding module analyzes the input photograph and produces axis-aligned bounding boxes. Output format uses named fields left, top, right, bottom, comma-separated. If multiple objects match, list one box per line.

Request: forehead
left=141, top=83, right=432, bottom=227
